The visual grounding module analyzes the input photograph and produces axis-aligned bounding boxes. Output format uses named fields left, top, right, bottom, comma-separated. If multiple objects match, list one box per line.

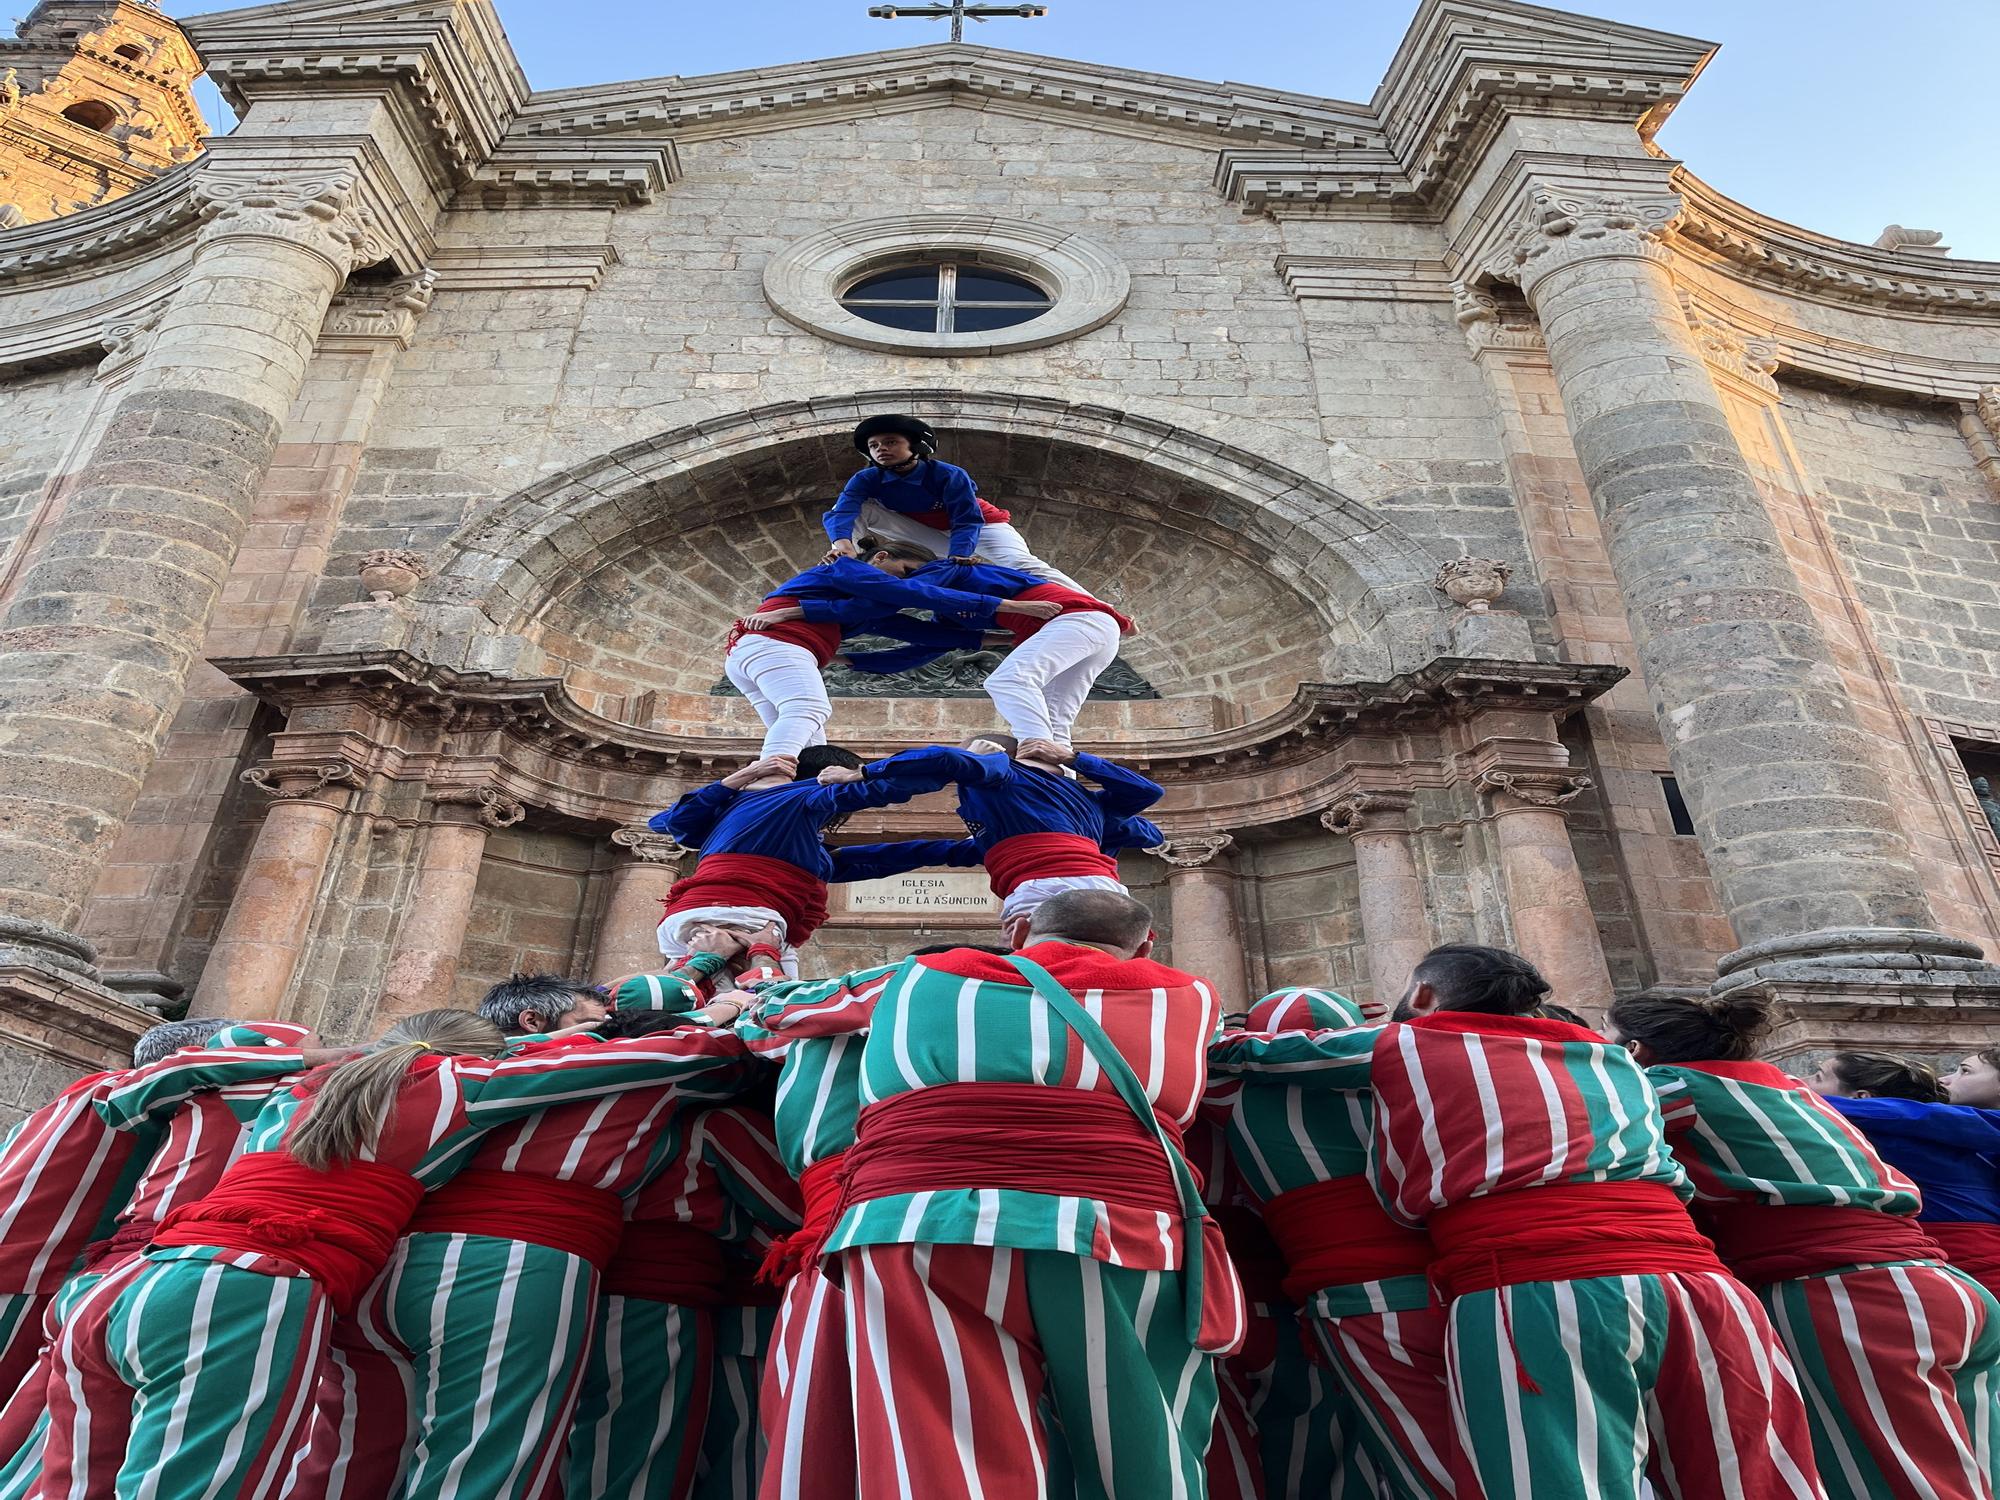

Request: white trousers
left=725, top=635, right=831, bottom=759
left=656, top=904, right=802, bottom=979
left=1000, top=874, right=1127, bottom=928
left=983, top=610, right=1123, bottom=746
left=853, top=501, right=1082, bottom=590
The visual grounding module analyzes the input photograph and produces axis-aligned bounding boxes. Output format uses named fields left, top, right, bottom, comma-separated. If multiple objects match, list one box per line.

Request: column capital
left=240, top=759, right=365, bottom=806
left=1451, top=282, right=1544, bottom=355
left=609, top=826, right=692, bottom=865
left=1679, top=292, right=1782, bottom=403
left=320, top=269, right=439, bottom=351
left=434, top=784, right=526, bottom=829
left=1148, top=832, right=1235, bottom=869
left=1482, top=188, right=1684, bottom=301
left=1477, top=769, right=1594, bottom=813
left=1320, top=791, right=1415, bottom=837
left=192, top=170, right=391, bottom=277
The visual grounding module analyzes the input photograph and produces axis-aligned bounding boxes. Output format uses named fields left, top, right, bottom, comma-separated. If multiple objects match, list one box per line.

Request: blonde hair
left=287, top=1009, right=506, bottom=1172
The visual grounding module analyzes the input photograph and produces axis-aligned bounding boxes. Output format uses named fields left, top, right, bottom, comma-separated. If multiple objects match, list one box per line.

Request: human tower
left=0, top=414, right=1997, bottom=1500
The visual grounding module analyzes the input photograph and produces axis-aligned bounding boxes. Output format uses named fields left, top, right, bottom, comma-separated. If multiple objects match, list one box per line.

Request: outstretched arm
left=810, top=559, right=999, bottom=628
left=755, top=963, right=904, bottom=1038
left=93, top=1043, right=313, bottom=1131
left=814, top=745, right=1010, bottom=815
left=823, top=470, right=871, bottom=547
left=936, top=464, right=985, bottom=561
left=1104, top=814, right=1164, bottom=854
left=1207, top=1026, right=1382, bottom=1090
left=1072, top=753, right=1164, bottom=818
left=831, top=838, right=982, bottom=884
left=651, top=782, right=739, bottom=848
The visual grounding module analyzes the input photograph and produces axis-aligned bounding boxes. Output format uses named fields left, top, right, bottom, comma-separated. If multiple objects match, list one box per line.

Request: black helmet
left=853, top=413, right=936, bottom=460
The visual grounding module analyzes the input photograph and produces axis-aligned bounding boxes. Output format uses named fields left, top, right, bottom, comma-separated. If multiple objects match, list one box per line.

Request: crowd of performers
left=1, top=413, right=1999, bottom=1499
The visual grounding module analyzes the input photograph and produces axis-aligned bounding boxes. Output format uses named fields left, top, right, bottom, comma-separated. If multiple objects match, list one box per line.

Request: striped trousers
left=0, top=1274, right=105, bottom=1500
left=35, top=1246, right=330, bottom=1500
left=1208, top=1299, right=1354, bottom=1500
left=697, top=1305, right=779, bottom=1500
left=564, top=1294, right=715, bottom=1500
left=1445, top=1270, right=1826, bottom=1500
left=839, top=1242, right=1218, bottom=1500
left=0, top=1296, right=48, bottom=1410
left=282, top=1256, right=420, bottom=1500
left=1309, top=1300, right=1465, bottom=1500
left=759, top=1270, right=855, bottom=1500
left=1760, top=1261, right=2000, bottom=1500
left=382, top=1232, right=598, bottom=1500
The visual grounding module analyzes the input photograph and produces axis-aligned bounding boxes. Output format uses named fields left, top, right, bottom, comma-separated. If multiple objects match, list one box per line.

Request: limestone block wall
left=456, top=825, right=603, bottom=1009
left=0, top=361, right=96, bottom=582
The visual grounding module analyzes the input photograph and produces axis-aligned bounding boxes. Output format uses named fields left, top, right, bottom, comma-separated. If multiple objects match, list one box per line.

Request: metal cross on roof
left=867, top=1, right=1049, bottom=45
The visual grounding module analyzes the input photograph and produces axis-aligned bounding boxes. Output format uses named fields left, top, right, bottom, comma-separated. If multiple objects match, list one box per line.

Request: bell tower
left=0, top=0, right=206, bottom=225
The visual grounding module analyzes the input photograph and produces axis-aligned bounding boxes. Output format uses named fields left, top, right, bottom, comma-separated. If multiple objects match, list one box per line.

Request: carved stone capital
left=321, top=269, right=438, bottom=348
left=192, top=172, right=389, bottom=276
left=1433, top=555, right=1511, bottom=613
left=357, top=549, right=428, bottom=603
left=1451, top=281, right=1544, bottom=353
left=240, top=760, right=364, bottom=802
left=1147, top=832, right=1235, bottom=869
left=96, top=301, right=168, bottom=381
left=1485, top=189, right=1684, bottom=300
left=1978, top=387, right=2000, bottom=444
left=1320, top=791, right=1415, bottom=837
left=610, top=826, right=691, bottom=865
left=1477, top=769, right=1594, bottom=811
left=1679, top=293, right=1781, bottom=399
left=435, top=785, right=527, bottom=829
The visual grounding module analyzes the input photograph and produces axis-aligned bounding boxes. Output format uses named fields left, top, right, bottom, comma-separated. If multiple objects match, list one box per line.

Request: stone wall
left=456, top=825, right=603, bottom=1008
left=0, top=361, right=95, bottom=584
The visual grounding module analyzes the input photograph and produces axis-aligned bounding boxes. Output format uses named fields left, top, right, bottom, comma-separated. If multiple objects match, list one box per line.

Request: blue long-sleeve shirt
left=768, top=558, right=1000, bottom=632
left=1825, top=1095, right=2000, bottom=1223
left=875, top=747, right=1163, bottom=853
left=823, top=460, right=987, bottom=560
left=649, top=750, right=960, bottom=882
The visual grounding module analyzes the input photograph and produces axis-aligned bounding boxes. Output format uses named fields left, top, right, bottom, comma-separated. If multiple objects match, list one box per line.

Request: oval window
left=840, top=263, right=1052, bottom=335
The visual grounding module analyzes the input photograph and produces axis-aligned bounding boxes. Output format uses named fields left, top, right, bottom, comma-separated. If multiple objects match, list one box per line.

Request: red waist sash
left=153, top=1153, right=424, bottom=1316
left=905, top=498, right=1013, bottom=532
left=663, top=854, right=829, bottom=946
left=758, top=1153, right=849, bottom=1286
left=408, top=1169, right=626, bottom=1270
left=1263, top=1175, right=1434, bottom=1302
left=602, top=1221, right=729, bottom=1305
left=838, top=1083, right=1186, bottom=1223
left=1927, top=1222, right=2000, bottom=1297
left=997, top=582, right=1135, bottom=643
left=982, top=832, right=1120, bottom=898
left=1427, top=1183, right=1724, bottom=1299
left=82, top=1219, right=159, bottom=1273
left=1699, top=1202, right=1947, bottom=1286
left=725, top=597, right=842, bottom=669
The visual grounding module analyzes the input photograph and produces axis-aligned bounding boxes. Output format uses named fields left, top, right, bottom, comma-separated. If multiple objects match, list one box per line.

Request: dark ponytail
left=1830, top=1050, right=1944, bottom=1102
left=1413, top=944, right=1551, bottom=1016
left=1606, top=993, right=1769, bottom=1064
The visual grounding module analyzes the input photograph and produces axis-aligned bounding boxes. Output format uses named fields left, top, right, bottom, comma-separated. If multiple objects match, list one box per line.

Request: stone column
left=1321, top=793, right=1432, bottom=1005
left=1477, top=771, right=1616, bottom=1014
left=0, top=171, right=385, bottom=979
left=378, top=789, right=522, bottom=1020
left=592, top=828, right=689, bottom=983
left=193, top=761, right=363, bottom=1019
left=1486, top=188, right=1981, bottom=988
left=1151, top=834, right=1250, bottom=1017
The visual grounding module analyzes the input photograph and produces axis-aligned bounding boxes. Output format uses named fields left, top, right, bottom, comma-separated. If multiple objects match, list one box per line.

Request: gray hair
left=132, top=1017, right=232, bottom=1067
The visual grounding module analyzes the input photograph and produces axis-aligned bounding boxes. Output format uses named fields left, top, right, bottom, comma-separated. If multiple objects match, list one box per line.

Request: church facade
left=2, top=0, right=1998, bottom=1121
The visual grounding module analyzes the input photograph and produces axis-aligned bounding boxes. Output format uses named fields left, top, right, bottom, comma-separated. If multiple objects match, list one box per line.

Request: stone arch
left=420, top=392, right=1454, bottom=716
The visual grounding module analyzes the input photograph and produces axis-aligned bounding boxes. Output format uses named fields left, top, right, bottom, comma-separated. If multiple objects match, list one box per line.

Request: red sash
left=1927, top=1222, right=2000, bottom=1298
left=153, top=1153, right=424, bottom=1315
left=663, top=854, right=829, bottom=946
left=836, top=1083, right=1185, bottom=1223
left=81, top=1220, right=158, bottom=1273
left=982, top=832, right=1119, bottom=898
left=906, top=498, right=1013, bottom=532
left=1698, top=1202, right=1948, bottom=1286
left=602, top=1221, right=729, bottom=1304
left=1427, top=1182, right=1725, bottom=1299
left=996, top=582, right=1134, bottom=643
left=1262, top=1175, right=1434, bottom=1301
left=758, top=1153, right=848, bottom=1286
left=724, top=596, right=842, bottom=668
left=407, top=1169, right=626, bottom=1271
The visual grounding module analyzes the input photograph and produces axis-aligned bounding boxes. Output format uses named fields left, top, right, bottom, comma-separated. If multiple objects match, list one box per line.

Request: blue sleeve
left=812, top=746, right=1007, bottom=817
left=1830, top=1097, right=2000, bottom=1153
left=798, top=594, right=900, bottom=627
left=653, top=782, right=738, bottom=847
left=816, top=559, right=998, bottom=628
left=829, top=840, right=980, bottom=883
left=936, top=463, right=984, bottom=559
left=824, top=468, right=872, bottom=544
left=1104, top=814, right=1164, bottom=853
left=1073, top=753, right=1164, bottom=817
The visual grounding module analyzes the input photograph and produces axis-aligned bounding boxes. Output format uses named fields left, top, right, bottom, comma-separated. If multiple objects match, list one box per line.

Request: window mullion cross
left=937, top=263, right=958, bottom=336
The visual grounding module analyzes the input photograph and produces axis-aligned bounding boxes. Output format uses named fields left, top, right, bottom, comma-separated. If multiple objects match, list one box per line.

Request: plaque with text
left=841, top=871, right=1001, bottom=918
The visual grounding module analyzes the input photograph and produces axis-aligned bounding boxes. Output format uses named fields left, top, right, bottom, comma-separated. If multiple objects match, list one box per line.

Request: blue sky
left=155, top=0, right=1996, bottom=260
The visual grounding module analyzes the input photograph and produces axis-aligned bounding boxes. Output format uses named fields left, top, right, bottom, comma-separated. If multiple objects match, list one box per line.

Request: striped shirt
left=746, top=965, right=900, bottom=1175
left=239, top=1028, right=751, bottom=1186
left=631, top=1106, right=803, bottom=1246
left=0, top=1035, right=319, bottom=1293
left=1645, top=1059, right=1920, bottom=1212
left=762, top=942, right=1219, bottom=1268
left=1370, top=1013, right=1687, bottom=1226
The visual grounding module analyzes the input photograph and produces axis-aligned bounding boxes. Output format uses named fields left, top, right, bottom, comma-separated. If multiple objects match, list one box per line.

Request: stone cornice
left=0, top=159, right=200, bottom=285
left=181, top=0, right=529, bottom=183
left=456, top=139, right=680, bottom=207
left=1277, top=255, right=1454, bottom=302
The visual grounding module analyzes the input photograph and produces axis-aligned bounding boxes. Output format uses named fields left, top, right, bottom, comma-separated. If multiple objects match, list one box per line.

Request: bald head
left=1025, top=889, right=1152, bottom=957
